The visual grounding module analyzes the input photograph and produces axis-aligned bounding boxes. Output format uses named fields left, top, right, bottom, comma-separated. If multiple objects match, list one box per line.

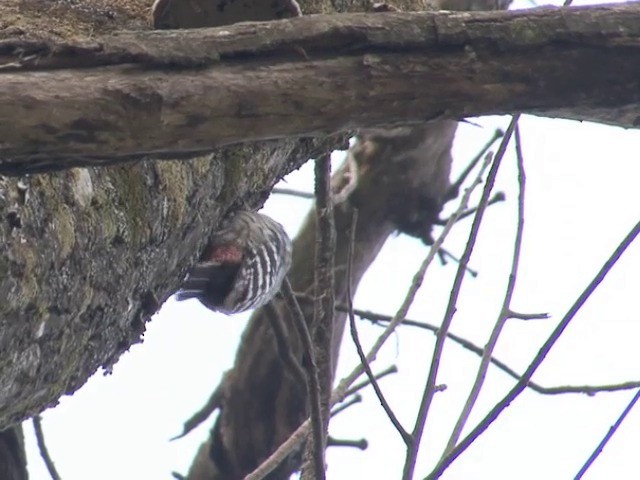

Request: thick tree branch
left=1, top=3, right=640, bottom=172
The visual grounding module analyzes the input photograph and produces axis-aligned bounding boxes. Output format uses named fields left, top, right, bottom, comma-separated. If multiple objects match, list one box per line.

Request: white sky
left=22, top=2, right=640, bottom=479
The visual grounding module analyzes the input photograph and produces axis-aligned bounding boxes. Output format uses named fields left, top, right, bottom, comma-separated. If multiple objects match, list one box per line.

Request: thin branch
left=444, top=119, right=527, bottom=455
left=331, top=150, right=495, bottom=409
left=32, top=415, right=62, bottom=480
left=244, top=418, right=312, bottom=480
left=403, top=116, right=519, bottom=480
left=442, top=192, right=506, bottom=225
left=427, top=217, right=640, bottom=480
left=507, top=309, right=549, bottom=321
left=436, top=248, right=478, bottom=277
left=296, top=299, right=636, bottom=395
left=327, top=437, right=368, bottom=450
left=575, top=388, right=640, bottom=479
left=538, top=382, right=640, bottom=396
left=272, top=187, right=315, bottom=199
left=244, top=148, right=495, bottom=479
left=331, top=395, right=363, bottom=417
left=346, top=209, right=412, bottom=444
left=351, top=307, right=640, bottom=396
left=446, top=128, right=504, bottom=201
left=343, top=365, right=398, bottom=398
left=280, top=278, right=325, bottom=480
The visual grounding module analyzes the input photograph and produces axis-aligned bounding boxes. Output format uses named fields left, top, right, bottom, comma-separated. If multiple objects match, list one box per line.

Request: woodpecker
left=175, top=211, right=292, bottom=314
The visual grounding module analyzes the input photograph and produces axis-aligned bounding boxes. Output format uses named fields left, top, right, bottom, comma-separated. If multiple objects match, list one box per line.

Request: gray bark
left=1, top=3, right=640, bottom=173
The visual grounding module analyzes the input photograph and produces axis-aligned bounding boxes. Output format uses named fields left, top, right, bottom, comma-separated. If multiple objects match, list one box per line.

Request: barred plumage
left=175, top=211, right=292, bottom=314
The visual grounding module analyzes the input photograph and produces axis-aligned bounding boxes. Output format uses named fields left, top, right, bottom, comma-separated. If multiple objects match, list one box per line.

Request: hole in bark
left=6, top=210, right=21, bottom=230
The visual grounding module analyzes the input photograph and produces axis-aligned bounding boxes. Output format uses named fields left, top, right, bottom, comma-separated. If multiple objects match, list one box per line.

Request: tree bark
left=0, top=0, right=346, bottom=433
left=1, top=3, right=640, bottom=173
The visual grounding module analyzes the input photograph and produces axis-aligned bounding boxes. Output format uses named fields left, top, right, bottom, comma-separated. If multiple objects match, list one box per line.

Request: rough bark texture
left=1, top=3, right=640, bottom=173
left=0, top=0, right=345, bottom=435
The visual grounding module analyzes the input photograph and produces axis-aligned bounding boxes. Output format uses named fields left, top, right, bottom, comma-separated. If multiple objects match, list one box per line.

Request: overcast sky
left=22, top=1, right=640, bottom=479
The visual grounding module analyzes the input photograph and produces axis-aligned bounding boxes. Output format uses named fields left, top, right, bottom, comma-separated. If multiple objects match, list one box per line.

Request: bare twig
left=343, top=365, right=398, bottom=398
left=280, top=278, right=325, bottom=480
left=244, top=418, right=311, bottom=480
left=575, top=388, right=640, bottom=479
left=331, top=395, right=363, bottom=417
left=353, top=308, right=640, bottom=395
left=244, top=149, right=494, bottom=479
left=327, top=436, right=368, bottom=450
left=404, top=116, right=519, bottom=480
left=444, top=119, right=527, bottom=455
left=436, top=248, right=478, bottom=277
left=332, top=151, right=495, bottom=408
left=440, top=192, right=506, bottom=225
left=298, top=298, right=636, bottom=395
left=427, top=217, right=640, bottom=480
left=272, top=187, right=315, bottom=199
left=346, top=209, right=411, bottom=445
left=33, top=415, right=62, bottom=480
left=446, top=128, right=504, bottom=201
left=507, top=310, right=549, bottom=321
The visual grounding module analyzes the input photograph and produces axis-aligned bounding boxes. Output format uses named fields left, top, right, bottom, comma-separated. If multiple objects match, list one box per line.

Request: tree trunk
left=0, top=0, right=341, bottom=435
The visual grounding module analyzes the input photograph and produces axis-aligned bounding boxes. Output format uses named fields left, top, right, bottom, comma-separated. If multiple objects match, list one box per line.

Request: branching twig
left=297, top=297, right=638, bottom=396
left=440, top=192, right=506, bottom=225
left=436, top=248, right=478, bottom=277
left=427, top=217, right=640, bottom=480
left=575, top=388, right=640, bottom=479
left=446, top=128, right=504, bottom=201
left=332, top=151, right=496, bottom=410
left=404, top=116, right=519, bottom=480
left=33, top=415, right=62, bottom=480
left=353, top=308, right=640, bottom=395
left=244, top=147, right=495, bottom=480
left=346, top=209, right=411, bottom=445
left=444, top=119, right=527, bottom=455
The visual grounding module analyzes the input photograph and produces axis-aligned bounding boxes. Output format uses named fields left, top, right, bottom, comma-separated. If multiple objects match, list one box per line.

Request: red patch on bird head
left=205, top=244, right=243, bottom=264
